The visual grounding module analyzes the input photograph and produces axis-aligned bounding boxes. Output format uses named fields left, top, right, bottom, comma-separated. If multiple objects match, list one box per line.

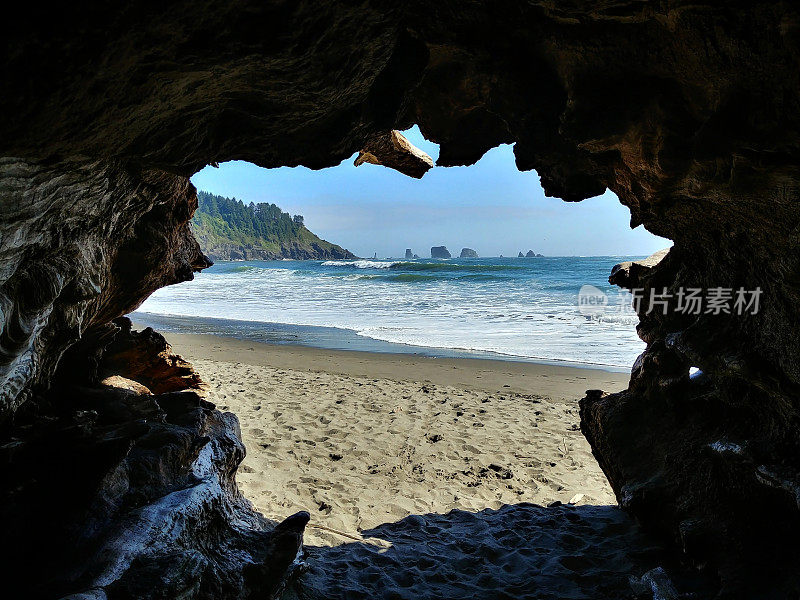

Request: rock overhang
left=2, top=1, right=800, bottom=597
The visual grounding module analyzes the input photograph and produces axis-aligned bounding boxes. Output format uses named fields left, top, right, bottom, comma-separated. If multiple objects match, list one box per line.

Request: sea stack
left=526, top=250, right=536, bottom=257
left=518, top=252, right=524, bottom=258
left=405, top=249, right=413, bottom=259
left=431, top=246, right=451, bottom=258
left=460, top=248, right=478, bottom=258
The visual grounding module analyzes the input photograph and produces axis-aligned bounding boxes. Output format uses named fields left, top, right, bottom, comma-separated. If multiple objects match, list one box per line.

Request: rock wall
left=0, top=158, right=209, bottom=418
left=2, top=321, right=308, bottom=599
left=582, top=240, right=800, bottom=597
left=198, top=242, right=355, bottom=262
left=2, top=1, right=800, bottom=596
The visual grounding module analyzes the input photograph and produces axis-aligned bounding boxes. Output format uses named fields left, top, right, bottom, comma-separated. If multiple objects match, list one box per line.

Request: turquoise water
left=137, top=257, right=644, bottom=368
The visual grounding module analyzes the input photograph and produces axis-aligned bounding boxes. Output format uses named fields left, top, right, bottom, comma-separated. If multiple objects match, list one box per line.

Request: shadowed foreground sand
left=163, top=333, right=698, bottom=599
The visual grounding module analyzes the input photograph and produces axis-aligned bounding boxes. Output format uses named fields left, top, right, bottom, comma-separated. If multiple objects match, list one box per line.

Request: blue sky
left=191, top=126, right=669, bottom=258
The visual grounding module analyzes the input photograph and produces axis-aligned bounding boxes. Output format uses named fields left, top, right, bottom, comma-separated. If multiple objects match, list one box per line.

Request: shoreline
left=131, top=311, right=635, bottom=376
left=151, top=328, right=631, bottom=399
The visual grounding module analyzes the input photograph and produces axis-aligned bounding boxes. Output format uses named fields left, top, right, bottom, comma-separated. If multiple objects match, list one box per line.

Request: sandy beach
left=159, top=331, right=679, bottom=599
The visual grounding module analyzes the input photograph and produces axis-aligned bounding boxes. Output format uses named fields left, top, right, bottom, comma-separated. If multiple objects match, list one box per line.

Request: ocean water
left=135, top=257, right=644, bottom=369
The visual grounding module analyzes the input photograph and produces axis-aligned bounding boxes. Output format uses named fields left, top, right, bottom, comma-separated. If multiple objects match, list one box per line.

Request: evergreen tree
left=192, top=191, right=350, bottom=258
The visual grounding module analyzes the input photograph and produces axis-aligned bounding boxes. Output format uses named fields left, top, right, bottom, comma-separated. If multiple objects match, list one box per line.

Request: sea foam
left=140, top=256, right=646, bottom=368
left=321, top=260, right=399, bottom=269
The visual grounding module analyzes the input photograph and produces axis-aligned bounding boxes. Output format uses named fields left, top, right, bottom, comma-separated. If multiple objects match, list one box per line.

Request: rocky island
left=192, top=191, right=354, bottom=261
left=459, top=248, right=478, bottom=258
left=430, top=246, right=452, bottom=258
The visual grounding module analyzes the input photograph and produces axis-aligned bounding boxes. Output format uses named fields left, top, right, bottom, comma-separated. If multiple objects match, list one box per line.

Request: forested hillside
left=192, top=191, right=355, bottom=261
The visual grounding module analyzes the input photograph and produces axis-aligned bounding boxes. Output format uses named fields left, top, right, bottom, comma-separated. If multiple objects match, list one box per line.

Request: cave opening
left=123, top=127, right=682, bottom=596
left=137, top=125, right=669, bottom=367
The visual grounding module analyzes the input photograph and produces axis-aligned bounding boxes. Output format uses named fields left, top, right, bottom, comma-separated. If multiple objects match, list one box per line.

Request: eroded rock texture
left=0, top=158, right=209, bottom=416
left=1, top=323, right=308, bottom=599
left=100, top=317, right=206, bottom=395
left=2, top=0, right=800, bottom=597
left=582, top=244, right=800, bottom=598
left=355, top=130, right=434, bottom=178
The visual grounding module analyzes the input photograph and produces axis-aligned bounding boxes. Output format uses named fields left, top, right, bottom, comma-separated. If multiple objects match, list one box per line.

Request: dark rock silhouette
left=2, top=322, right=308, bottom=599
left=405, top=249, right=414, bottom=259
left=431, top=246, right=452, bottom=259
left=460, top=248, right=478, bottom=258
left=1, top=1, right=800, bottom=596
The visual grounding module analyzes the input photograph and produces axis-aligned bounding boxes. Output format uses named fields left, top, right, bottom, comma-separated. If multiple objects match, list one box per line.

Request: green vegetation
left=191, top=191, right=354, bottom=260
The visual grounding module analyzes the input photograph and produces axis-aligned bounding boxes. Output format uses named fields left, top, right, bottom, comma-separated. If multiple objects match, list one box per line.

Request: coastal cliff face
left=190, top=191, right=356, bottom=262
left=195, top=240, right=355, bottom=262
left=2, top=1, right=800, bottom=596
